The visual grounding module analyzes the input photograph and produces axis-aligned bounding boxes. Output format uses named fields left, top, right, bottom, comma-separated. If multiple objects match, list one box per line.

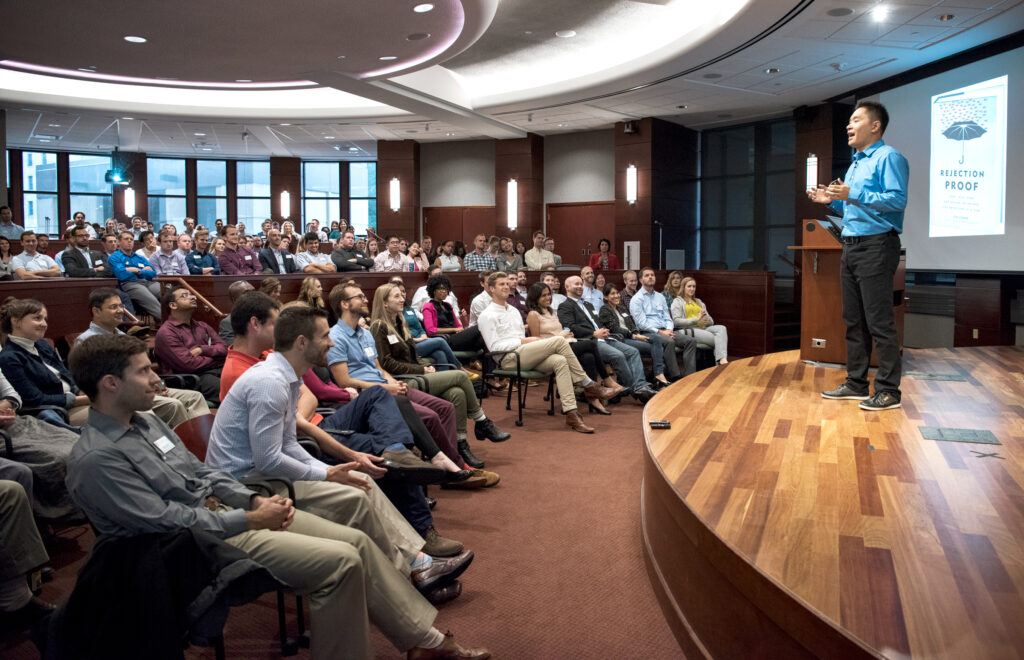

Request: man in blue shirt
left=808, top=101, right=908, bottom=411
left=107, top=230, right=163, bottom=320
left=185, top=228, right=221, bottom=275
left=630, top=267, right=696, bottom=376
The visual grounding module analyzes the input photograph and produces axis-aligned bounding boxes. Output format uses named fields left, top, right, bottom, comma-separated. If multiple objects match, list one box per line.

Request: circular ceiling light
left=124, top=36, right=147, bottom=43
left=703, top=73, right=723, bottom=79
left=871, top=5, right=889, bottom=21
left=936, top=13, right=954, bottom=21
left=379, top=56, right=397, bottom=61
left=764, top=67, right=779, bottom=74
left=407, top=32, right=430, bottom=41
left=555, top=30, right=576, bottom=38
left=413, top=3, right=434, bottom=12
left=826, top=8, right=853, bottom=17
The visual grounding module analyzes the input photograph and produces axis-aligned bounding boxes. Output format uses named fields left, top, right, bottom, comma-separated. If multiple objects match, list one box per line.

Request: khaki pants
left=501, top=336, right=587, bottom=412
left=227, top=508, right=436, bottom=659
left=150, top=388, right=210, bottom=429
left=0, top=480, right=49, bottom=581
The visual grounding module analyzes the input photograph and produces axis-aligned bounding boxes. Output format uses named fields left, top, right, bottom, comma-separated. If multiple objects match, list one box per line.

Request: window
left=147, top=158, right=187, bottom=230
left=699, top=119, right=795, bottom=276
left=69, top=154, right=113, bottom=231
left=197, top=160, right=227, bottom=230
left=21, top=152, right=58, bottom=235
left=236, top=161, right=271, bottom=229
left=349, top=162, right=376, bottom=235
left=302, top=162, right=340, bottom=233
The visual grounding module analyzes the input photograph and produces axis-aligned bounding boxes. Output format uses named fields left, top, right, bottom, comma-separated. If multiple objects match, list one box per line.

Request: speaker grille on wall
left=623, top=121, right=638, bottom=134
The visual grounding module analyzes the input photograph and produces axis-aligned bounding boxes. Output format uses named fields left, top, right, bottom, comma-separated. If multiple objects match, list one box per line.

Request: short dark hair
left=598, top=238, right=611, bottom=251
left=274, top=305, right=326, bottom=351
left=71, top=225, right=90, bottom=239
left=118, top=230, right=134, bottom=241
left=640, top=266, right=656, bottom=277
left=138, top=230, right=153, bottom=243
left=478, top=269, right=493, bottom=283
left=163, top=285, right=189, bottom=307
left=328, top=282, right=361, bottom=316
left=68, top=334, right=148, bottom=399
left=602, top=282, right=619, bottom=296
left=856, top=100, right=889, bottom=134
left=88, top=287, right=121, bottom=313
left=19, top=230, right=35, bottom=241
left=304, top=232, right=319, bottom=244
left=425, top=275, right=453, bottom=299
left=231, top=291, right=280, bottom=337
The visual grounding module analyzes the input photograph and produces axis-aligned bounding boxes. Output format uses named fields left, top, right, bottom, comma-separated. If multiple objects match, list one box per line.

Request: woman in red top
left=588, top=237, right=619, bottom=271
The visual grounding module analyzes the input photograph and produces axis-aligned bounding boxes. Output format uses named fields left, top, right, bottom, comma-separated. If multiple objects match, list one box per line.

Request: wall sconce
left=123, top=187, right=136, bottom=217
left=626, top=164, right=637, bottom=204
left=280, top=191, right=290, bottom=219
left=390, top=177, right=401, bottom=212
left=507, top=179, right=518, bottom=230
left=805, top=153, right=818, bottom=191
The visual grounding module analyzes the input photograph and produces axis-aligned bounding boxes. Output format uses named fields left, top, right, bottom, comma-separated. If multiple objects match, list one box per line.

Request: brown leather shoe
left=408, top=632, right=491, bottom=660
left=411, top=550, right=474, bottom=591
left=582, top=382, right=619, bottom=401
left=565, top=409, right=595, bottom=433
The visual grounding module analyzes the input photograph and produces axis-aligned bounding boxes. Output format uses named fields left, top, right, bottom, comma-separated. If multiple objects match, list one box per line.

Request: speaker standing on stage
left=807, top=100, right=909, bottom=411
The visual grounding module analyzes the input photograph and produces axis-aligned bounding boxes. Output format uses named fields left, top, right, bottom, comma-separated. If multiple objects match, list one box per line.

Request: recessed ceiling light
left=235, top=79, right=252, bottom=83
left=39, top=139, right=51, bottom=143
left=337, top=55, right=346, bottom=59
left=48, top=123, right=60, bottom=127
left=936, top=13, right=954, bottom=21
left=555, top=30, right=576, bottom=38
left=324, top=136, right=335, bottom=139
left=676, top=105, right=687, bottom=109
left=122, top=117, right=134, bottom=120
left=78, top=67, right=95, bottom=72
left=348, top=147, right=359, bottom=151
left=557, top=123, right=565, bottom=127
left=826, top=8, right=853, bottom=17
left=445, top=132, right=455, bottom=136
left=703, top=73, right=723, bottom=79
left=524, top=30, right=533, bottom=35
left=407, top=32, right=430, bottom=41
left=194, top=132, right=206, bottom=136
left=871, top=5, right=889, bottom=21
left=279, top=123, right=292, bottom=126
left=124, top=35, right=147, bottom=43
left=765, top=67, right=780, bottom=74
left=413, top=3, right=433, bottom=12
left=379, top=56, right=397, bottom=61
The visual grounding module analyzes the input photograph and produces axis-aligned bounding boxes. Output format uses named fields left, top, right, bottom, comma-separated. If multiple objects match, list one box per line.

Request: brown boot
left=565, top=409, right=595, bottom=433
left=582, top=382, right=619, bottom=401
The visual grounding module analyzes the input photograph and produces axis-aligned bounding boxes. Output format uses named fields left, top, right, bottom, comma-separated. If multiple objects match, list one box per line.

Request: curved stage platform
left=642, top=347, right=1024, bottom=659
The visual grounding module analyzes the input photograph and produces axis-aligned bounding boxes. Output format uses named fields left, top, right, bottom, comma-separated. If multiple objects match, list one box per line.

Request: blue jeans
left=596, top=339, right=648, bottom=390
left=624, top=334, right=680, bottom=379
left=413, top=337, right=461, bottom=370
left=318, top=385, right=412, bottom=454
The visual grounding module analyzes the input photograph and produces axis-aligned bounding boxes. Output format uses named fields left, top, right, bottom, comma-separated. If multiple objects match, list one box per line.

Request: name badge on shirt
left=153, top=435, right=175, bottom=454
left=244, top=255, right=252, bottom=260
left=387, top=334, right=399, bottom=344
left=363, top=346, right=375, bottom=357
left=94, top=259, right=103, bottom=266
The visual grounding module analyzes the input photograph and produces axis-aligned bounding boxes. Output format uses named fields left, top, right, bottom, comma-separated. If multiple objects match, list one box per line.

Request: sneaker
left=859, top=391, right=901, bottom=411
left=821, top=383, right=869, bottom=400
left=422, top=526, right=464, bottom=557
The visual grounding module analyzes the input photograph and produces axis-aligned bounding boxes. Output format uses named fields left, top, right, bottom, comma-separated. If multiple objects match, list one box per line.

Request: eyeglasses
left=344, top=294, right=367, bottom=301
left=176, top=292, right=196, bottom=300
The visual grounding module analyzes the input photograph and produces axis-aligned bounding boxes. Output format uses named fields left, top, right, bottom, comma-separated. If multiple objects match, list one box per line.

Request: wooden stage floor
left=642, top=347, right=1024, bottom=659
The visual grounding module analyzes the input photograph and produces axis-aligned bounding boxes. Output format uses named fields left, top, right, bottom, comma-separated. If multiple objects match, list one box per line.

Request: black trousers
left=840, top=231, right=901, bottom=394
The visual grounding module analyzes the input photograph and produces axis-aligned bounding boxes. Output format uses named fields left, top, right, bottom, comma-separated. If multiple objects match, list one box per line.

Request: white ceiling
left=2, top=0, right=1022, bottom=159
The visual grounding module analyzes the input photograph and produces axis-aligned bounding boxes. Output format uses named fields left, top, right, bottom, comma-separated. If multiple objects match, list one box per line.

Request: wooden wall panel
left=376, top=140, right=420, bottom=240
left=270, top=157, right=301, bottom=226
left=495, top=133, right=543, bottom=246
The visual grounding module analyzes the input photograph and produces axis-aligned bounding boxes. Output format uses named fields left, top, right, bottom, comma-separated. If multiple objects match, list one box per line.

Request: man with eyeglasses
left=75, top=287, right=210, bottom=428
left=154, top=285, right=227, bottom=402
left=373, top=234, right=413, bottom=273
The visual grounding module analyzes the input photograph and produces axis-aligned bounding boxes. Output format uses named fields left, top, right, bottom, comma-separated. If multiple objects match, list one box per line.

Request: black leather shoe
left=427, top=496, right=437, bottom=510
left=458, top=440, right=485, bottom=469
left=424, top=580, right=463, bottom=605
left=473, top=418, right=510, bottom=442
left=631, top=386, right=655, bottom=404
left=412, top=549, right=474, bottom=591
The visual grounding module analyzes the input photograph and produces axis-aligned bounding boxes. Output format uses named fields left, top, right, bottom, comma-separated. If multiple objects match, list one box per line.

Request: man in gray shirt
left=64, top=334, right=490, bottom=660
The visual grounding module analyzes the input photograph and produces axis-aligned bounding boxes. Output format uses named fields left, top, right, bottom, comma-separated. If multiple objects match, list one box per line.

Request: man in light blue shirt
left=11, top=232, right=60, bottom=280
left=0, top=206, right=25, bottom=241
left=630, top=267, right=696, bottom=376
left=808, top=101, right=908, bottom=412
left=579, top=266, right=604, bottom=312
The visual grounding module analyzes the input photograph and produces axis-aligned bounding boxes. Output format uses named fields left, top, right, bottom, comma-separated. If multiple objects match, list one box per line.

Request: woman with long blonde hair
left=670, top=276, right=729, bottom=365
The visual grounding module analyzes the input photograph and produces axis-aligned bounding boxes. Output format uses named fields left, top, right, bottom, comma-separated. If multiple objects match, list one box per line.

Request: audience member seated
left=495, top=237, right=522, bottom=272
left=218, top=280, right=255, bottom=344
left=467, top=270, right=493, bottom=327
left=411, top=266, right=460, bottom=316
left=620, top=269, right=639, bottom=309
left=589, top=238, right=619, bottom=271
left=258, top=227, right=298, bottom=274
left=422, top=276, right=488, bottom=354
left=0, top=369, right=79, bottom=519
left=64, top=333, right=490, bottom=660
left=62, top=225, right=112, bottom=279
left=182, top=216, right=197, bottom=236
left=174, top=233, right=193, bottom=259
left=600, top=282, right=678, bottom=387
left=150, top=229, right=190, bottom=276
left=186, top=228, right=221, bottom=275
left=421, top=236, right=435, bottom=263
left=662, top=270, right=684, bottom=308
left=76, top=287, right=210, bottom=428
left=524, top=231, right=556, bottom=271
left=331, top=230, right=374, bottom=272
left=297, top=276, right=336, bottom=327
left=11, top=231, right=60, bottom=281
left=108, top=230, right=162, bottom=321
left=408, top=242, right=430, bottom=272
left=0, top=479, right=56, bottom=629
left=525, top=283, right=621, bottom=415
left=0, top=206, right=26, bottom=240
left=670, top=276, right=729, bottom=365
left=630, top=267, right=697, bottom=377
left=154, top=285, right=227, bottom=402
left=260, top=276, right=283, bottom=302
left=507, top=270, right=530, bottom=320
left=218, top=224, right=261, bottom=275
left=371, top=284, right=509, bottom=471
left=397, top=281, right=465, bottom=372
left=0, top=236, right=14, bottom=280
left=477, top=272, right=617, bottom=434
left=374, top=234, right=414, bottom=273
left=462, top=234, right=497, bottom=272
left=0, top=297, right=90, bottom=431
left=542, top=272, right=567, bottom=310
left=433, top=240, right=463, bottom=272
left=579, top=266, right=604, bottom=311
left=559, top=276, right=655, bottom=403
left=296, top=233, right=336, bottom=273
left=134, top=230, right=158, bottom=262
left=543, top=237, right=562, bottom=267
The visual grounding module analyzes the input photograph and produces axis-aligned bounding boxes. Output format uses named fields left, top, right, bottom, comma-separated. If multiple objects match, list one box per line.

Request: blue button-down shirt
left=629, top=288, right=673, bottom=332
left=830, top=140, right=909, bottom=236
left=0, top=224, right=25, bottom=240
left=327, top=320, right=387, bottom=384
left=107, top=249, right=156, bottom=282
left=206, top=351, right=331, bottom=482
left=186, top=249, right=221, bottom=275
left=581, top=285, right=604, bottom=312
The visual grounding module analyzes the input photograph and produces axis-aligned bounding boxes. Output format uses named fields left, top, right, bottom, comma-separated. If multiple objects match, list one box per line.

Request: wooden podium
left=790, top=219, right=905, bottom=365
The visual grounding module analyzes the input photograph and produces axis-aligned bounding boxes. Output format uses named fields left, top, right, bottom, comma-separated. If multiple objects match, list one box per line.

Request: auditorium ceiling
left=1, top=0, right=1021, bottom=158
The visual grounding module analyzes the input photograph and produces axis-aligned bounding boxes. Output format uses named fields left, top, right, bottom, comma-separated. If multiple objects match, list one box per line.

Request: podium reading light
left=280, top=191, right=290, bottom=219
left=626, top=164, right=637, bottom=204
left=507, top=179, right=518, bottom=230
left=123, top=187, right=136, bottom=217
left=390, top=177, right=401, bottom=212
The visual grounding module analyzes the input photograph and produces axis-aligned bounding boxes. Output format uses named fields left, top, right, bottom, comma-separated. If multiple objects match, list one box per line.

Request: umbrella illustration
left=943, top=120, right=986, bottom=164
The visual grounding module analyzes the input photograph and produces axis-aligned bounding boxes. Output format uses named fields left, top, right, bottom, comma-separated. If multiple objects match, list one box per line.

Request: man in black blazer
left=558, top=275, right=657, bottom=403
left=331, top=230, right=374, bottom=272
left=258, top=228, right=298, bottom=274
left=62, top=225, right=111, bottom=278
